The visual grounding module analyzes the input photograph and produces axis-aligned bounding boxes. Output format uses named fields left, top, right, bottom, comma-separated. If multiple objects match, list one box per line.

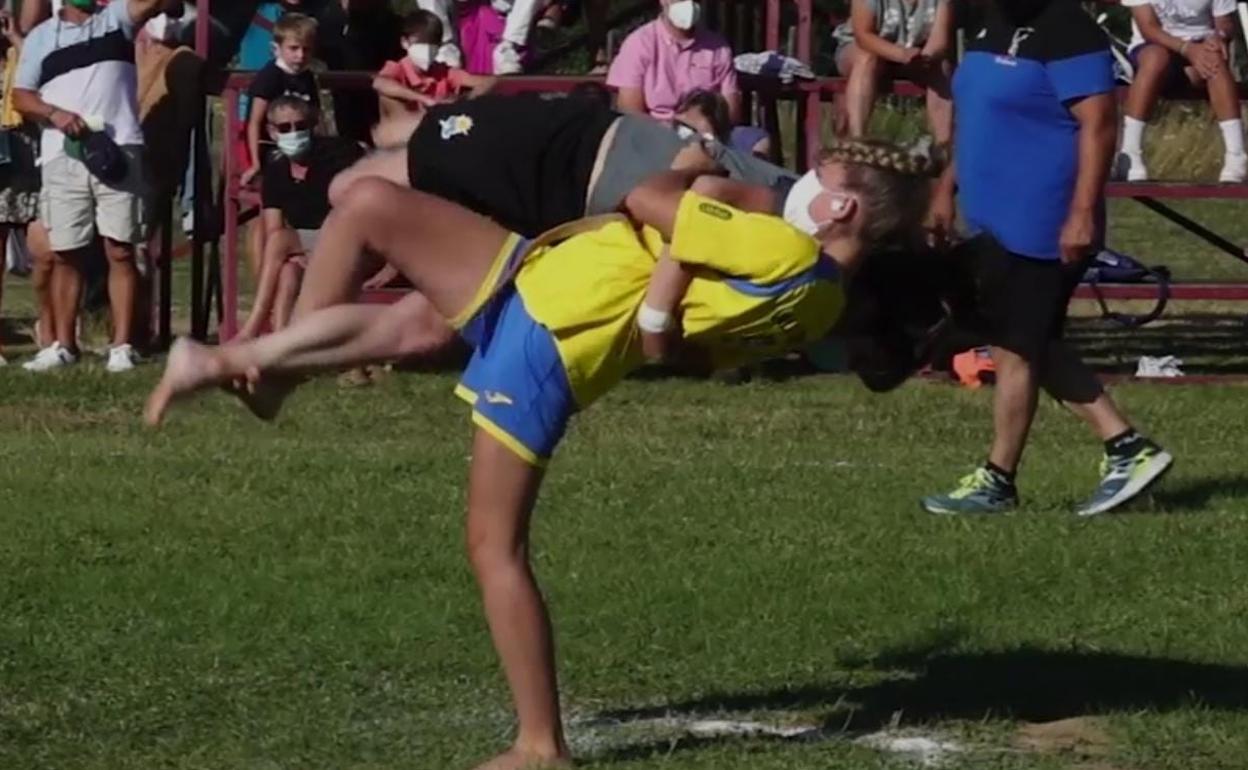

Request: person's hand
left=925, top=189, right=956, bottom=249
left=1183, top=41, right=1222, bottom=80
left=1059, top=206, right=1097, bottom=265
left=240, top=164, right=261, bottom=187
left=50, top=108, right=89, bottom=137
left=0, top=12, right=21, bottom=46
left=899, top=47, right=923, bottom=67
left=1203, top=34, right=1229, bottom=61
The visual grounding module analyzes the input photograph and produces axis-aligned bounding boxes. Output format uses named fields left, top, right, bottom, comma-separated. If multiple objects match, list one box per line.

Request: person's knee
left=853, top=49, right=882, bottom=78
left=102, top=238, right=136, bottom=265
left=337, top=177, right=402, bottom=219
left=991, top=345, right=1035, bottom=378
left=1136, top=45, right=1172, bottom=74
left=465, top=518, right=526, bottom=576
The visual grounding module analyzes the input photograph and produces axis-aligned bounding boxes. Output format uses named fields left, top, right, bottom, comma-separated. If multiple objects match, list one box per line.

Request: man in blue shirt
left=922, top=0, right=1172, bottom=517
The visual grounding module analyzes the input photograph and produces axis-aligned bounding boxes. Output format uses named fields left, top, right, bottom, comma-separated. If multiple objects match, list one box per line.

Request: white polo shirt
left=14, top=2, right=144, bottom=165
left=1123, top=0, right=1237, bottom=50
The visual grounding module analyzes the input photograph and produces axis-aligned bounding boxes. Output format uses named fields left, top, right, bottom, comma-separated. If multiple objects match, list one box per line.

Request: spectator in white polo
left=12, top=0, right=167, bottom=373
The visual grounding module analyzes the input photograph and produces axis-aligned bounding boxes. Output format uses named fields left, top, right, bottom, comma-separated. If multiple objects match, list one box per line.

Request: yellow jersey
left=514, top=192, right=846, bottom=408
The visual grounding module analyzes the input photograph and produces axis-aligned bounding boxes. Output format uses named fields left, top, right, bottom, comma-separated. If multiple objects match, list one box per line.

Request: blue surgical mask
left=276, top=129, right=312, bottom=158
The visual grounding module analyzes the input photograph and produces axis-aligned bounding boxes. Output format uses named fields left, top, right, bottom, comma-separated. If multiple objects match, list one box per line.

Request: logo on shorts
left=440, top=115, right=474, bottom=140
left=484, top=390, right=514, bottom=406
left=698, top=202, right=733, bottom=221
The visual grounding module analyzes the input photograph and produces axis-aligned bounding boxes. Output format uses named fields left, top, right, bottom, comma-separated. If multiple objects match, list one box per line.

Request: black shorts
left=961, top=235, right=1087, bottom=362
left=407, top=94, right=619, bottom=237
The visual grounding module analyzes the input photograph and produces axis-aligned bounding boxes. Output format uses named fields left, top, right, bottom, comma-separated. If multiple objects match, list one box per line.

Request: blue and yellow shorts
left=452, top=235, right=576, bottom=466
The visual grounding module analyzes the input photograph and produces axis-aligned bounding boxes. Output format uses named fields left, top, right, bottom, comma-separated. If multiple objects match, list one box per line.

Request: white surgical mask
left=276, top=129, right=313, bottom=158
left=406, top=43, right=437, bottom=71
left=783, top=170, right=844, bottom=236
left=666, top=0, right=701, bottom=31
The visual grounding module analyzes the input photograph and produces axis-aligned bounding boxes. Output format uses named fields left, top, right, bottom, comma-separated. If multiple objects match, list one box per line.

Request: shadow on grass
left=589, top=645, right=1248, bottom=763
left=1151, top=474, right=1248, bottom=512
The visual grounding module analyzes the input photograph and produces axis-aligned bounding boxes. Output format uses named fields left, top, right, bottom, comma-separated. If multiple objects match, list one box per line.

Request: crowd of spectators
left=0, top=0, right=1243, bottom=371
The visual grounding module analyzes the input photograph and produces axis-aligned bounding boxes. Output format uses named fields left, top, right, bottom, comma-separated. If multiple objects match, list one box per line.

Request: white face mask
left=406, top=43, right=437, bottom=71
left=276, top=129, right=313, bottom=158
left=666, top=0, right=701, bottom=31
left=783, top=169, right=847, bottom=237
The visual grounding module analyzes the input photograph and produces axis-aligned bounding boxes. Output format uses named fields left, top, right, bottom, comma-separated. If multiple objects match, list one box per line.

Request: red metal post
left=222, top=84, right=239, bottom=342
left=796, top=0, right=812, bottom=67
left=765, top=0, right=780, bottom=51
left=195, top=0, right=210, bottom=59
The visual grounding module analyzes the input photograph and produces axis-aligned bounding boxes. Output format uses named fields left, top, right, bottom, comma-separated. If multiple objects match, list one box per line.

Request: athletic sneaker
left=921, top=466, right=1019, bottom=515
left=23, top=343, right=78, bottom=372
left=493, top=41, right=524, bottom=75
left=106, top=344, right=137, bottom=373
left=1114, top=152, right=1148, bottom=182
left=1219, top=153, right=1247, bottom=183
left=1075, top=445, right=1173, bottom=516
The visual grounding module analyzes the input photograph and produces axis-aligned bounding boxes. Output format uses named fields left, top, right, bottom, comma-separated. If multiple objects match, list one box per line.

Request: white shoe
left=1219, top=152, right=1247, bottom=183
left=23, top=343, right=78, bottom=372
left=492, top=41, right=524, bottom=75
left=1115, top=152, right=1148, bottom=182
left=106, top=344, right=137, bottom=373
left=0, top=353, right=7, bottom=367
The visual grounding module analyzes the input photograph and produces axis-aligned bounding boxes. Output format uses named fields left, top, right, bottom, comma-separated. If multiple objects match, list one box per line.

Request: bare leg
left=1124, top=45, right=1171, bottom=121
left=1039, top=340, right=1130, bottom=440
left=28, top=222, right=54, bottom=347
left=273, top=261, right=302, bottom=331
left=103, top=237, right=137, bottom=346
left=327, top=147, right=411, bottom=208
left=238, top=228, right=302, bottom=340
left=466, top=431, right=571, bottom=770
left=294, top=178, right=511, bottom=320
left=247, top=220, right=265, bottom=281
left=842, top=44, right=882, bottom=139
left=50, top=248, right=85, bottom=351
left=1204, top=56, right=1241, bottom=121
left=920, top=60, right=953, bottom=145
left=988, top=346, right=1039, bottom=473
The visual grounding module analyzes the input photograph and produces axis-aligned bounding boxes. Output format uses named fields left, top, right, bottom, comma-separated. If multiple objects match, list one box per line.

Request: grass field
left=3, top=359, right=1248, bottom=770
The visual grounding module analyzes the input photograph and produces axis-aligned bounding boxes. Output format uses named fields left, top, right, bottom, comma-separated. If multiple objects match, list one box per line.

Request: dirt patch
left=1013, top=717, right=1141, bottom=769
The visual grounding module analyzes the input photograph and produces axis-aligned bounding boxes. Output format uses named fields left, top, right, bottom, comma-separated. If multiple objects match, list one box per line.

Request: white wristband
left=636, top=302, right=673, bottom=334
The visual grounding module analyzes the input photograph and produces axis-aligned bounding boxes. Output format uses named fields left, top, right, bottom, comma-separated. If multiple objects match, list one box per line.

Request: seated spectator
left=238, top=97, right=365, bottom=340
left=13, top=0, right=167, bottom=373
left=242, top=12, right=319, bottom=188
left=832, top=0, right=953, bottom=142
left=608, top=0, right=741, bottom=125
left=373, top=10, right=495, bottom=118
left=415, top=0, right=465, bottom=67
left=1119, top=0, right=1244, bottom=182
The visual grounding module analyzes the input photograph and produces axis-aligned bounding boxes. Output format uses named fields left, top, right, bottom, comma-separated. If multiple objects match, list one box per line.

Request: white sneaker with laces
left=1219, top=152, right=1247, bottom=183
left=23, top=343, right=77, bottom=372
left=492, top=41, right=524, bottom=75
left=106, top=344, right=137, bottom=373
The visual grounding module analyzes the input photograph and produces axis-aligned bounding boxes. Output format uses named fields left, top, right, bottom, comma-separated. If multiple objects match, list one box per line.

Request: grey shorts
left=586, top=114, right=686, bottom=216
left=39, top=145, right=147, bottom=252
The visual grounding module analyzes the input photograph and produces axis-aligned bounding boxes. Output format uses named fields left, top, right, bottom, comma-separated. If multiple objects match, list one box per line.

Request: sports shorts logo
left=698, top=202, right=733, bottom=221
left=440, top=115, right=474, bottom=140
left=484, top=390, right=513, bottom=406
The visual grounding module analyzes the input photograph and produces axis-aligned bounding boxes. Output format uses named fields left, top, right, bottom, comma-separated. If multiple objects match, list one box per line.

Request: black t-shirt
left=408, top=94, right=619, bottom=237
left=247, top=61, right=321, bottom=112
left=261, top=137, right=366, bottom=230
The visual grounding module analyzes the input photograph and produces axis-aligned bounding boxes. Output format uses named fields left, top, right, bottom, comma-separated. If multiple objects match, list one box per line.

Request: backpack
left=1082, top=248, right=1171, bottom=328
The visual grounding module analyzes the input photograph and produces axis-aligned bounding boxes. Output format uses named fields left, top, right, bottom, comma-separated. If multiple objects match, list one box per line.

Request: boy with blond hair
left=241, top=12, right=319, bottom=188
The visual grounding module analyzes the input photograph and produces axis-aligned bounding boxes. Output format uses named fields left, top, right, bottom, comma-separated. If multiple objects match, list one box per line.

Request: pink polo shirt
left=606, top=19, right=739, bottom=122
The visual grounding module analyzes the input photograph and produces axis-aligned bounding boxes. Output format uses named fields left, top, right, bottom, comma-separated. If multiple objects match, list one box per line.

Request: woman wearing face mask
left=147, top=140, right=941, bottom=770
left=608, top=0, right=742, bottom=125
left=372, top=9, right=495, bottom=119
left=237, top=96, right=366, bottom=340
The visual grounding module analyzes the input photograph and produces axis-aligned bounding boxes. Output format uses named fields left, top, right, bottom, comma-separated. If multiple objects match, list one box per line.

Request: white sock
left=1219, top=119, right=1245, bottom=157
left=1122, top=116, right=1147, bottom=156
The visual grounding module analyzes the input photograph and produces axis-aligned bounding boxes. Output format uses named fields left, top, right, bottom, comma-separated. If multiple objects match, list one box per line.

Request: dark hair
left=401, top=9, right=444, bottom=44
left=568, top=81, right=613, bottom=108
left=266, top=94, right=318, bottom=123
left=674, top=88, right=732, bottom=141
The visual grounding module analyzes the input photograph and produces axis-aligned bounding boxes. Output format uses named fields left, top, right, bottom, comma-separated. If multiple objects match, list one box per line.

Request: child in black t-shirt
left=238, top=97, right=366, bottom=340
left=242, top=13, right=321, bottom=188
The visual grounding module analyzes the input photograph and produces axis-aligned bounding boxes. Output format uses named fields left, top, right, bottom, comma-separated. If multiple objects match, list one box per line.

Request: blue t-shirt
left=953, top=0, right=1115, bottom=260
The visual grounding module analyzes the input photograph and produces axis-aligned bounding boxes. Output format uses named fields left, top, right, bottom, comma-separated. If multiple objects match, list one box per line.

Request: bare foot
left=144, top=337, right=226, bottom=426
left=472, top=748, right=572, bottom=770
